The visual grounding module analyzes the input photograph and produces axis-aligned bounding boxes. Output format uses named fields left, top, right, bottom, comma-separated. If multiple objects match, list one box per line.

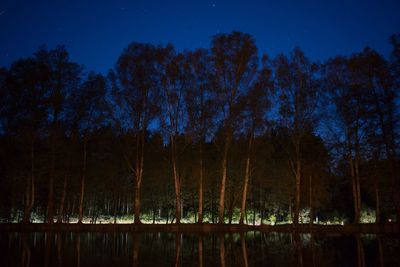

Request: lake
left=0, top=231, right=399, bottom=266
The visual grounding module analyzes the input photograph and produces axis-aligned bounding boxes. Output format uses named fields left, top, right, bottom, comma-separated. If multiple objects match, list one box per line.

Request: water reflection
left=0, top=231, right=399, bottom=266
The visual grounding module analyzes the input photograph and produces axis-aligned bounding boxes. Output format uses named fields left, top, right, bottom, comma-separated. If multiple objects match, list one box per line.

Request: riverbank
left=0, top=222, right=398, bottom=234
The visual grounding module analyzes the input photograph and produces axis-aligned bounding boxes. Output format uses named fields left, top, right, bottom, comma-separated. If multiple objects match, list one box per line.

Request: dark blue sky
left=1, top=0, right=399, bottom=73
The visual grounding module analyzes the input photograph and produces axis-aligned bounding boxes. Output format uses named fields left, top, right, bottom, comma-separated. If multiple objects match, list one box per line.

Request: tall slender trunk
left=134, top=131, right=145, bottom=224
left=350, top=157, right=361, bottom=223
left=78, top=137, right=87, bottom=224
left=171, top=136, right=181, bottom=224
left=23, top=137, right=35, bottom=223
left=375, top=188, right=381, bottom=223
left=218, top=134, right=230, bottom=224
left=293, top=140, right=301, bottom=226
left=240, top=135, right=253, bottom=224
left=198, top=141, right=204, bottom=223
left=57, top=174, right=67, bottom=223
left=309, top=175, right=314, bottom=225
left=47, top=137, right=56, bottom=224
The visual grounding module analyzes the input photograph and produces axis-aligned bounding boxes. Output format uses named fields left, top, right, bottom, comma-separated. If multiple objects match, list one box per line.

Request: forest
left=0, top=31, right=399, bottom=226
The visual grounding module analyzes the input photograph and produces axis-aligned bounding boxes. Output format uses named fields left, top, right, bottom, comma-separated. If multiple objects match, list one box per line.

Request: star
left=211, top=3, right=216, bottom=8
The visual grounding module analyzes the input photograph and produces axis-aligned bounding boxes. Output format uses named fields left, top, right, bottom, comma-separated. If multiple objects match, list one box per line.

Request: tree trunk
left=350, top=157, right=361, bottom=223
left=78, top=137, right=87, bottom=224
left=47, top=139, right=56, bottom=224
left=171, top=136, right=181, bottom=224
left=309, top=175, right=314, bottom=225
left=133, top=131, right=145, bottom=224
left=375, top=188, right=381, bottom=223
left=240, top=136, right=253, bottom=224
left=22, top=137, right=35, bottom=223
left=57, top=174, right=68, bottom=223
left=218, top=135, right=230, bottom=224
left=293, top=140, right=301, bottom=226
left=198, top=142, right=204, bottom=224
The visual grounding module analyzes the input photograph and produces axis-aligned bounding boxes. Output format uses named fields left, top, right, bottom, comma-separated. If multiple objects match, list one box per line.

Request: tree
left=211, top=31, right=259, bottom=223
left=1, top=58, right=47, bottom=223
left=35, top=46, right=82, bottom=224
left=324, top=54, right=372, bottom=223
left=112, top=43, right=161, bottom=223
left=238, top=55, right=273, bottom=224
left=274, top=48, right=319, bottom=225
left=159, top=46, right=188, bottom=224
left=67, top=73, right=108, bottom=223
left=184, top=49, right=215, bottom=223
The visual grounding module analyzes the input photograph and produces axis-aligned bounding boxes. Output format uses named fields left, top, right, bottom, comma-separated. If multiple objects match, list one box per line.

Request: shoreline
left=0, top=222, right=398, bottom=234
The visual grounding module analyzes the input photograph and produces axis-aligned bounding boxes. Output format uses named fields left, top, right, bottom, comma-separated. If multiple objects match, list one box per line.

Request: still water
left=0, top=231, right=399, bottom=266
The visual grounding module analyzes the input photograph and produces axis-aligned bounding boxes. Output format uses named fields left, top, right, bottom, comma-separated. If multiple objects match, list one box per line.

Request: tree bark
left=22, top=137, right=35, bottom=223
left=57, top=174, right=68, bottom=223
left=309, top=175, right=314, bottom=225
left=78, top=137, right=87, bottom=224
left=133, top=130, right=145, bottom=224
left=218, top=134, right=230, bottom=224
left=198, top=142, right=204, bottom=224
left=240, top=135, right=253, bottom=224
left=171, top=135, right=181, bottom=224
left=293, top=140, right=301, bottom=226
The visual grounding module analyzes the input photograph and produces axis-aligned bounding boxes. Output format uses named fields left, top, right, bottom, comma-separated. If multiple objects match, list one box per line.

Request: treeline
left=0, top=32, right=399, bottom=225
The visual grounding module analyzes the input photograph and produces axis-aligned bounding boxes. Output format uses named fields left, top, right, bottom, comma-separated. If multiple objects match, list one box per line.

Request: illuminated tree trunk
left=171, top=136, right=181, bottom=224
left=240, top=135, right=253, bottom=224
left=78, top=137, right=87, bottom=224
left=198, top=142, right=204, bottom=224
left=218, top=134, right=230, bottom=224
left=57, top=174, right=67, bottom=223
left=309, top=175, right=314, bottom=225
left=22, top=138, right=35, bottom=223
left=349, top=156, right=361, bottom=223
left=133, top=130, right=145, bottom=224
left=47, top=135, right=56, bottom=225
left=292, top=139, right=302, bottom=226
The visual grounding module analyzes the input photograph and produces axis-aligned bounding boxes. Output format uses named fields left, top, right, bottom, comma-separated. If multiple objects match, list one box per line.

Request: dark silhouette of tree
left=184, top=48, right=215, bottom=223
left=112, top=43, right=160, bottom=224
left=238, top=55, right=273, bottom=224
left=274, top=47, right=319, bottom=225
left=35, top=46, right=82, bottom=224
left=1, top=58, right=47, bottom=223
left=159, top=46, right=188, bottom=224
left=211, top=31, right=259, bottom=224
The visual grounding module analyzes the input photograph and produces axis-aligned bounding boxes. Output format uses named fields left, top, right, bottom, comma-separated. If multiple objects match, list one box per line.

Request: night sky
left=1, top=0, right=399, bottom=74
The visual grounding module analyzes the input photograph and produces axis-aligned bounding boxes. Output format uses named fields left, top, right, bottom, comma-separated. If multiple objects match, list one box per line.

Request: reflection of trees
left=219, top=234, right=225, bottom=267
left=240, top=233, right=249, bottom=267
left=175, top=233, right=182, bottom=267
left=75, top=233, right=81, bottom=267
left=132, top=233, right=139, bottom=267
left=21, top=233, right=31, bottom=267
left=198, top=235, right=203, bottom=267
